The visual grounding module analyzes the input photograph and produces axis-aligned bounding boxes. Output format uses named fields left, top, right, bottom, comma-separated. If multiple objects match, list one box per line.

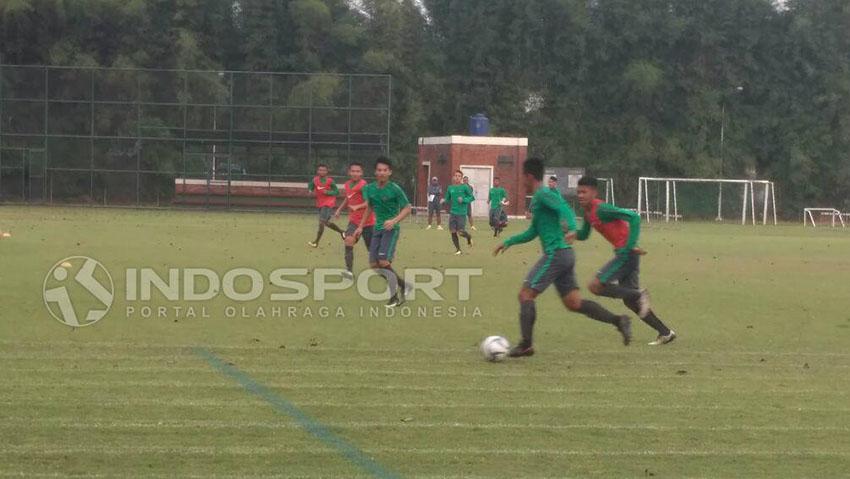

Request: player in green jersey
left=356, top=157, right=412, bottom=308
left=487, top=177, right=508, bottom=237
left=445, top=170, right=475, bottom=255
left=494, top=158, right=632, bottom=357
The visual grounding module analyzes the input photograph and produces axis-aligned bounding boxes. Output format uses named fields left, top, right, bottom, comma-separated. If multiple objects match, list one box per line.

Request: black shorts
left=427, top=202, right=441, bottom=214
left=449, top=214, right=466, bottom=231
left=597, top=252, right=640, bottom=288
left=317, top=206, right=334, bottom=222
left=524, top=248, right=579, bottom=296
left=345, top=222, right=373, bottom=249
left=489, top=208, right=507, bottom=227
left=369, top=228, right=401, bottom=263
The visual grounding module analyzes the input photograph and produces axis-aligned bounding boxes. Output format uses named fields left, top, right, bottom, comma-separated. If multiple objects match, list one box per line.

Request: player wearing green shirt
left=444, top=170, right=474, bottom=255
left=494, top=158, right=631, bottom=357
left=576, top=176, right=676, bottom=345
left=356, top=157, right=412, bottom=308
left=487, top=177, right=508, bottom=237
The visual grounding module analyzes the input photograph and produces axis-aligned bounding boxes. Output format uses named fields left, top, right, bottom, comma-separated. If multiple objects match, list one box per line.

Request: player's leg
left=309, top=208, right=327, bottom=247
left=376, top=228, right=406, bottom=307
left=489, top=209, right=498, bottom=236
left=342, top=222, right=358, bottom=277
left=427, top=205, right=434, bottom=229
left=555, top=249, right=631, bottom=345
left=456, top=215, right=472, bottom=246
left=449, top=215, right=462, bottom=254
left=361, top=225, right=374, bottom=250
left=436, top=208, right=442, bottom=228
left=321, top=207, right=345, bottom=237
left=467, top=203, right=476, bottom=230
left=509, top=254, right=552, bottom=357
left=619, top=260, right=676, bottom=344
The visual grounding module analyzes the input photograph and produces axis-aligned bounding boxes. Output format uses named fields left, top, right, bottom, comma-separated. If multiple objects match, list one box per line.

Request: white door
left=460, top=166, right=493, bottom=217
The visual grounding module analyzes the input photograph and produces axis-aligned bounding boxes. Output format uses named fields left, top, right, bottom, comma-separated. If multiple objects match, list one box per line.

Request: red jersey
left=343, top=179, right=375, bottom=226
left=584, top=199, right=632, bottom=249
left=308, top=176, right=338, bottom=208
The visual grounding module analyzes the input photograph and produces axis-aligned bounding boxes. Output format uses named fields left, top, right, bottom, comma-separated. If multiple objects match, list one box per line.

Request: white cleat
left=307, top=241, right=318, bottom=248
left=648, top=330, right=677, bottom=346
left=471, top=225, right=477, bottom=231
left=341, top=270, right=354, bottom=281
left=426, top=225, right=432, bottom=230
left=437, top=225, right=444, bottom=230
left=454, top=250, right=462, bottom=255
left=638, top=289, right=652, bottom=318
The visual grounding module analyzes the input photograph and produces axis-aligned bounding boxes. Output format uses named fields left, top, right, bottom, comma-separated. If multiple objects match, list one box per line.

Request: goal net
left=803, top=208, right=846, bottom=228
left=637, top=177, right=777, bottom=225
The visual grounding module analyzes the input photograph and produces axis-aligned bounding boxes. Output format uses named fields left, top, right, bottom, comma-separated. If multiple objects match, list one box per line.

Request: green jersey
left=363, top=181, right=410, bottom=231
left=488, top=187, right=507, bottom=210
left=445, top=184, right=474, bottom=215
left=504, top=186, right=577, bottom=254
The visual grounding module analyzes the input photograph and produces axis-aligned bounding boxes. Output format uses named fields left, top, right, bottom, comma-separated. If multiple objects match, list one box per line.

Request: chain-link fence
left=0, top=65, right=391, bottom=209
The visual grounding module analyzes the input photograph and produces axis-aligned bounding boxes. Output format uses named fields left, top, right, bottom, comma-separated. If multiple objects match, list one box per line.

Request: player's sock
left=344, top=246, right=354, bottom=271
left=314, top=224, right=325, bottom=243
left=451, top=233, right=461, bottom=251
left=326, top=222, right=344, bottom=235
left=577, top=300, right=620, bottom=325
left=519, top=300, right=536, bottom=344
left=625, top=298, right=671, bottom=335
left=386, top=266, right=407, bottom=297
left=599, top=283, right=641, bottom=302
left=459, top=230, right=472, bottom=246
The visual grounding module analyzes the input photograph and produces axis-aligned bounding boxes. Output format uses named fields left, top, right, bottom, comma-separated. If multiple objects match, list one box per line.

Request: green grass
left=1, top=206, right=849, bottom=478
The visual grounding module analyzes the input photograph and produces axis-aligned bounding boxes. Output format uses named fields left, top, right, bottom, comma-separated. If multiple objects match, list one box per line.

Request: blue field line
left=193, top=347, right=401, bottom=479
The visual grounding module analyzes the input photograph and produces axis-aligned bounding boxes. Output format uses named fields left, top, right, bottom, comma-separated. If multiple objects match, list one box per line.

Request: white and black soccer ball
left=480, top=336, right=510, bottom=362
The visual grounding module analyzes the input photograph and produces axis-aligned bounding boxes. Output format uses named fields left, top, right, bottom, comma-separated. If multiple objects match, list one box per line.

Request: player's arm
left=465, top=187, right=475, bottom=204
left=495, top=224, right=538, bottom=255
left=576, top=216, right=592, bottom=241
left=355, top=190, right=372, bottom=236
left=487, top=189, right=492, bottom=207
left=539, top=191, right=577, bottom=232
left=307, top=179, right=315, bottom=196
left=444, top=187, right=453, bottom=209
left=327, top=180, right=340, bottom=196
left=334, top=195, right=349, bottom=218
left=598, top=203, right=641, bottom=252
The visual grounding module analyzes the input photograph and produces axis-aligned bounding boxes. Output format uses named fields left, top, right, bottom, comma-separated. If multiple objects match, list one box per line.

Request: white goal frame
left=637, top=177, right=777, bottom=225
left=803, top=208, right=845, bottom=228
left=597, top=178, right=616, bottom=205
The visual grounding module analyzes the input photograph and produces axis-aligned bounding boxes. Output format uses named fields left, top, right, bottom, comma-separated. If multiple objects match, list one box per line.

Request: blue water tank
left=468, top=113, right=490, bottom=136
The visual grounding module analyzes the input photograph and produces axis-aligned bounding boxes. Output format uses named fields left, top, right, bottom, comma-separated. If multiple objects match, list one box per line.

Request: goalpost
left=597, top=177, right=616, bottom=205
left=803, top=208, right=846, bottom=228
left=637, top=177, right=777, bottom=225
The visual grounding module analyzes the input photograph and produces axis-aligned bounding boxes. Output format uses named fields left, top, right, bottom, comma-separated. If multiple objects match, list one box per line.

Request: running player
left=493, top=158, right=632, bottom=357
left=334, top=162, right=375, bottom=280
left=463, top=175, right=476, bottom=230
left=307, top=164, right=344, bottom=247
left=445, top=170, right=474, bottom=255
left=576, top=176, right=676, bottom=345
left=356, top=157, right=412, bottom=308
left=488, top=177, right=508, bottom=237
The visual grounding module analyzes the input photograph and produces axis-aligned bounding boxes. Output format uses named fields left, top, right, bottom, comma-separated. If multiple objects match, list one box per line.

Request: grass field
left=1, top=205, right=849, bottom=478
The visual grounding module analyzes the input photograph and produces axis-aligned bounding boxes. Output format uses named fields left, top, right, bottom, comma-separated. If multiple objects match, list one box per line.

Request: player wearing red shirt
left=334, top=163, right=376, bottom=279
left=307, top=164, right=344, bottom=248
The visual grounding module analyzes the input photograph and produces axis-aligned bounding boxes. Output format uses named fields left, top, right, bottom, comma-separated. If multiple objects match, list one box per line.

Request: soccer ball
left=480, top=336, right=510, bottom=362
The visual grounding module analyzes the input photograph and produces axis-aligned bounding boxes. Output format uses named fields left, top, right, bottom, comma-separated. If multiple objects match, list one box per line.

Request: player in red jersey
left=576, top=176, right=676, bottom=345
left=307, top=164, right=344, bottom=248
left=334, top=162, right=376, bottom=280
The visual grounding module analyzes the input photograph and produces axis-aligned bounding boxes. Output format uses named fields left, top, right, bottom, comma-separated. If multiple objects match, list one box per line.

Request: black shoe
left=616, top=315, right=632, bottom=346
left=386, top=294, right=404, bottom=308
left=508, top=342, right=535, bottom=357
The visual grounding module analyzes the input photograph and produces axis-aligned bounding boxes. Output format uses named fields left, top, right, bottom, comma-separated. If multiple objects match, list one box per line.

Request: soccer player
left=334, top=162, right=375, bottom=280
left=462, top=175, right=476, bottom=230
left=493, top=158, right=632, bottom=357
left=307, top=164, right=344, bottom=247
left=488, top=177, right=509, bottom=237
left=426, top=176, right=444, bottom=230
left=355, top=157, right=412, bottom=308
left=445, top=170, right=474, bottom=255
left=576, top=176, right=677, bottom=345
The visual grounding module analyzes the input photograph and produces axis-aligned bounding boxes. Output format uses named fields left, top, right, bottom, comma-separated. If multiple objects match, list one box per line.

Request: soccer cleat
left=508, top=342, right=535, bottom=357
left=437, top=225, right=444, bottom=230
left=454, top=250, right=462, bottom=255
left=467, top=236, right=473, bottom=247
left=341, top=270, right=354, bottom=281
left=616, top=315, right=632, bottom=346
left=471, top=225, right=477, bottom=231
left=648, top=330, right=677, bottom=346
left=386, top=294, right=404, bottom=308
left=340, top=232, right=346, bottom=241
left=307, top=241, right=318, bottom=248
left=426, top=225, right=432, bottom=230
left=637, top=289, right=652, bottom=318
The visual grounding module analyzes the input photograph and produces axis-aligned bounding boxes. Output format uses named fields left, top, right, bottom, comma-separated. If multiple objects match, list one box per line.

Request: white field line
left=1, top=398, right=848, bottom=412
left=0, top=380, right=846, bottom=396
left=1, top=445, right=848, bottom=458
left=1, top=340, right=849, bottom=358
left=0, top=367, right=836, bottom=381
left=1, top=418, right=849, bottom=433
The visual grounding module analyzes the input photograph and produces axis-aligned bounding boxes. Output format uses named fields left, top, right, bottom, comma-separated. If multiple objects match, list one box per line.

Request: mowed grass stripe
left=193, top=348, right=400, bottom=479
